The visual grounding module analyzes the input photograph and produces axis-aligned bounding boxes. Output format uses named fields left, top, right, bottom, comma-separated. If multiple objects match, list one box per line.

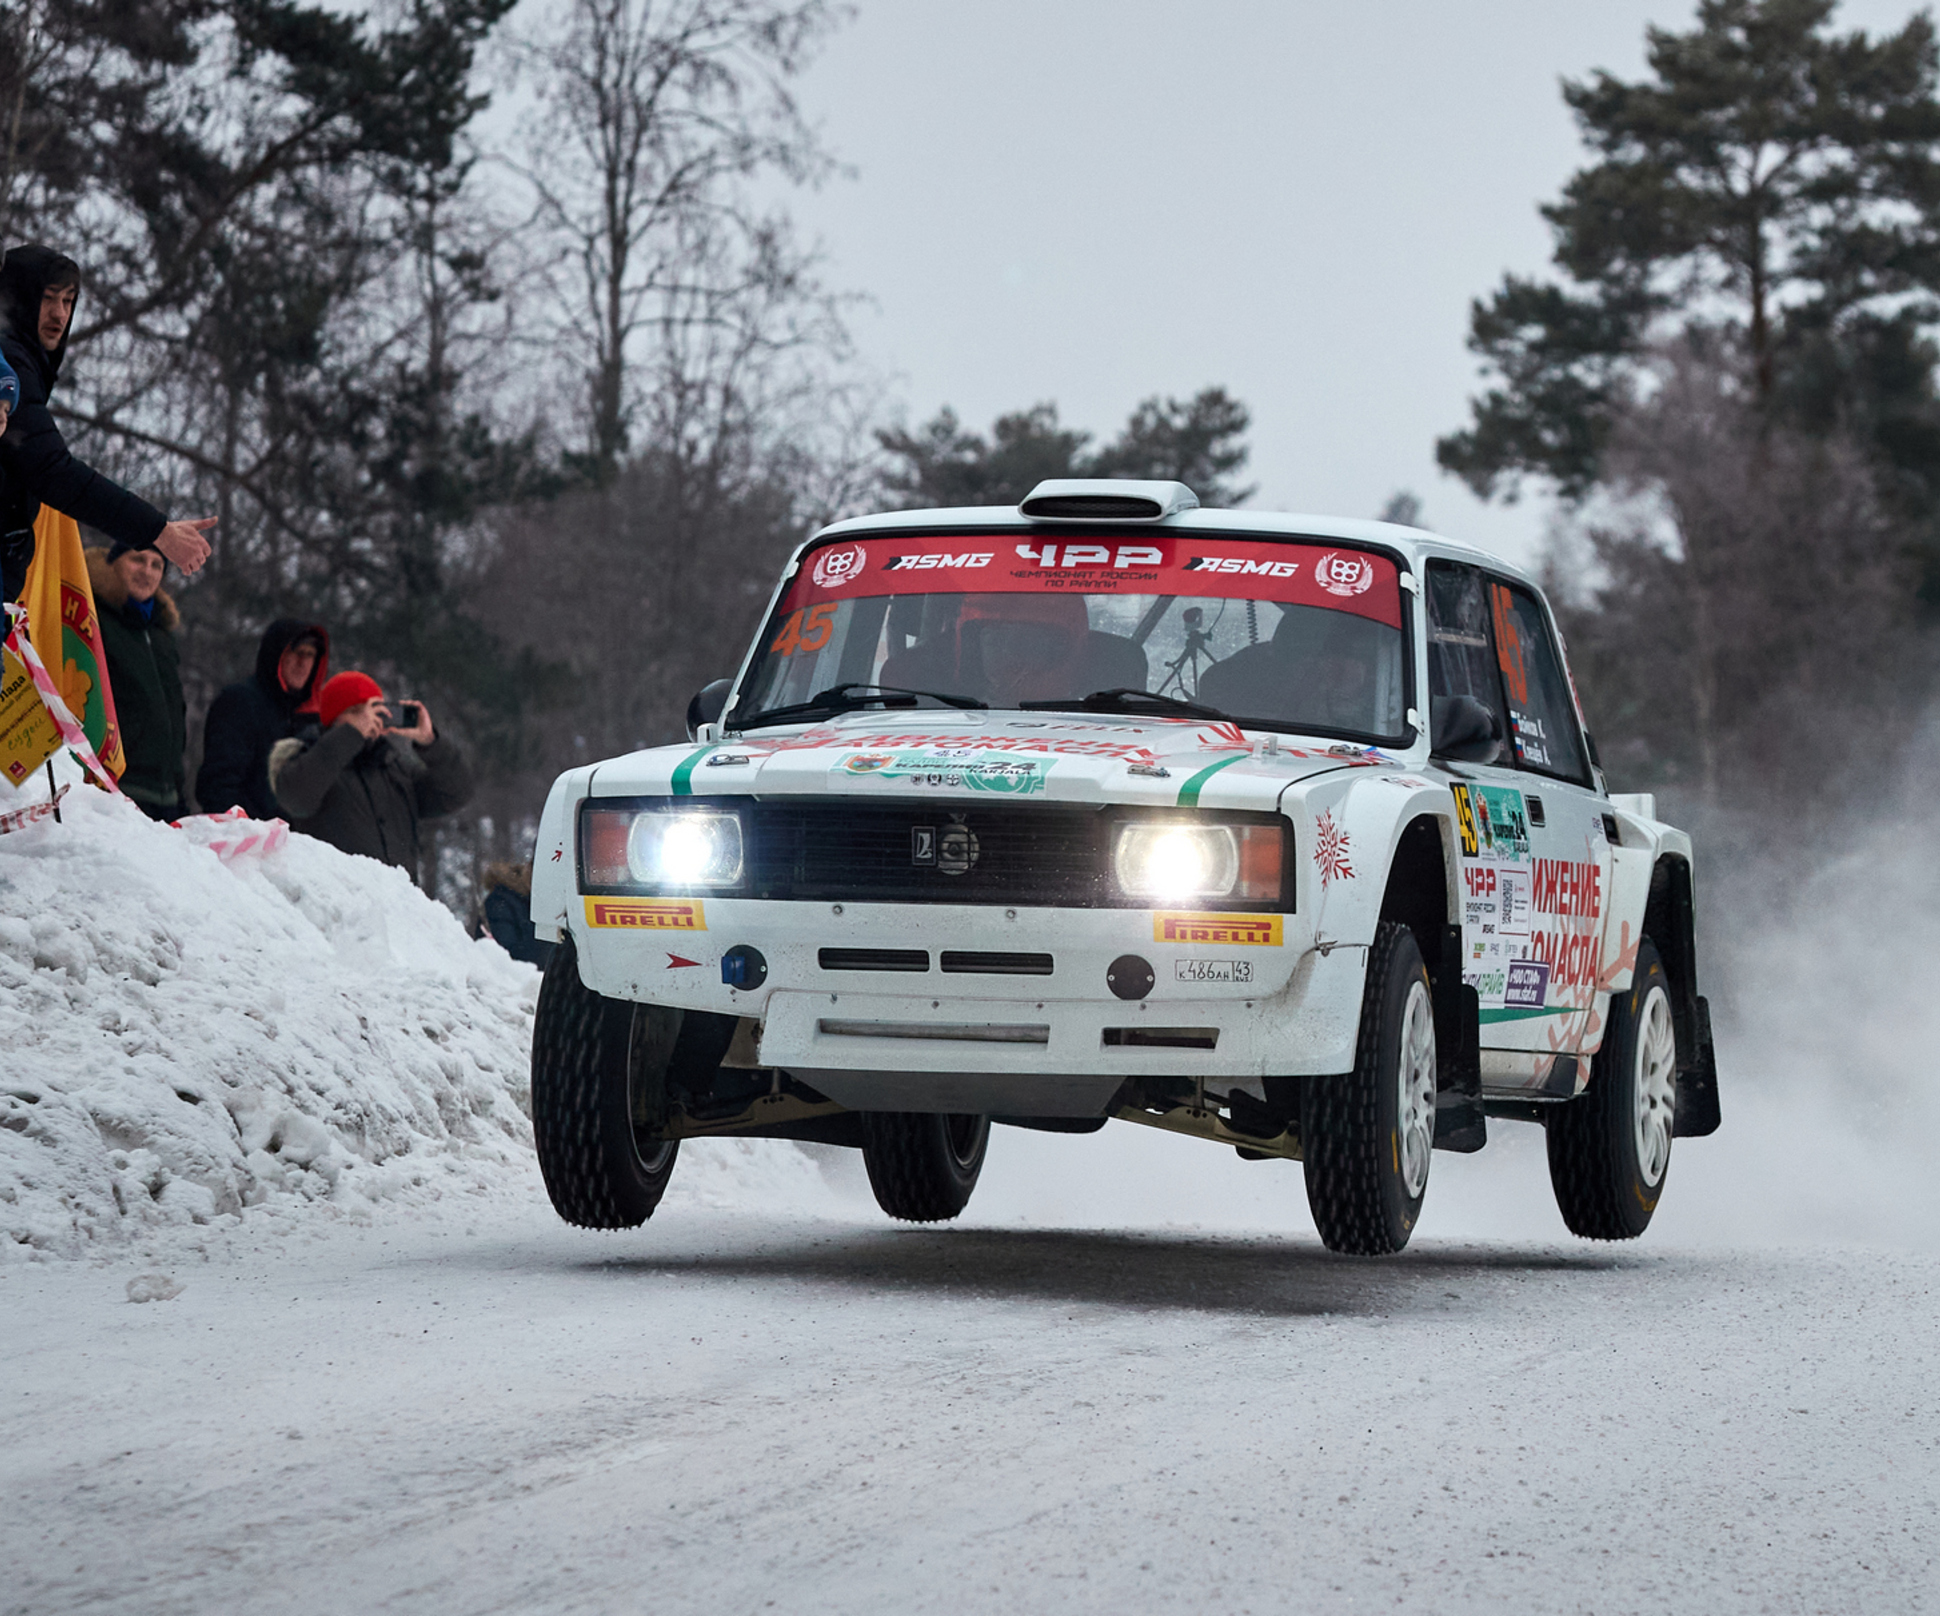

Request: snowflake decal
left=1312, top=810, right=1355, bottom=889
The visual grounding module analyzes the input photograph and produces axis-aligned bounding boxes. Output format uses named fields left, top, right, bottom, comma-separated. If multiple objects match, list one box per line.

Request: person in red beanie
left=268, top=670, right=474, bottom=887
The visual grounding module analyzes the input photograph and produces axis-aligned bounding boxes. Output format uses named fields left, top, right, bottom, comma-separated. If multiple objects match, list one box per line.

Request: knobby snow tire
left=531, top=937, right=679, bottom=1229
left=861, top=1113, right=990, bottom=1222
left=1546, top=940, right=1674, bottom=1240
left=1303, top=922, right=1435, bottom=1256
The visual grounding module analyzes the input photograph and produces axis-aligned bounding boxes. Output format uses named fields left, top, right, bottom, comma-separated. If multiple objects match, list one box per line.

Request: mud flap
left=1673, top=995, right=1721, bottom=1137
left=1432, top=925, right=1486, bottom=1153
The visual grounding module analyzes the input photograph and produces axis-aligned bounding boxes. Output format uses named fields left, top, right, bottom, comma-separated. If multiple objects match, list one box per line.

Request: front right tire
left=1303, top=922, right=1438, bottom=1256
left=531, top=937, right=681, bottom=1229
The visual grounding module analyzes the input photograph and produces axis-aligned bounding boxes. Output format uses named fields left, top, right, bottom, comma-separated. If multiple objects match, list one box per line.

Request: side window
left=1425, top=562, right=1509, bottom=765
left=1486, top=580, right=1589, bottom=784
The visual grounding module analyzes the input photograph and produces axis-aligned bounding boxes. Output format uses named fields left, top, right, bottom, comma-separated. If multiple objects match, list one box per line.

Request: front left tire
left=532, top=937, right=681, bottom=1228
left=861, top=1113, right=991, bottom=1222
left=1546, top=938, right=1677, bottom=1240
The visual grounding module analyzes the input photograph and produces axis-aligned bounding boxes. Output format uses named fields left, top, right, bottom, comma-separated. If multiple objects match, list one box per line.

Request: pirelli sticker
left=1154, top=911, right=1283, bottom=947
left=584, top=897, right=707, bottom=931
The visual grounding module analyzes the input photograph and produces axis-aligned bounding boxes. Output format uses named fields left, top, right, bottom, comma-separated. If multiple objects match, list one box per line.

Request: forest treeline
left=1443, top=0, right=1940, bottom=810
left=0, top=0, right=1265, bottom=900
left=5, top=0, right=1940, bottom=904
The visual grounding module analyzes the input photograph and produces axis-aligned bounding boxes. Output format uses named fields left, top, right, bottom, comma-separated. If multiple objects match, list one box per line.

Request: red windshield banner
left=784, top=534, right=1404, bottom=628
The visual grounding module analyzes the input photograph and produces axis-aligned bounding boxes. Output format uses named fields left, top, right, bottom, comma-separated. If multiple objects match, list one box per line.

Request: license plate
left=1174, top=958, right=1253, bottom=984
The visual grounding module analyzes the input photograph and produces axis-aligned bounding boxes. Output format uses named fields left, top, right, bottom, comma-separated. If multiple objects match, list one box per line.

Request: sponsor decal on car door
left=1432, top=561, right=1610, bottom=1069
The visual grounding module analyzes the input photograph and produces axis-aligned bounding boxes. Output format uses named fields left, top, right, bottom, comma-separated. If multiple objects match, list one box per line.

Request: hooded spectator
left=268, top=671, right=474, bottom=888
left=86, top=541, right=186, bottom=820
left=476, top=862, right=555, bottom=967
left=196, top=619, right=331, bottom=819
left=0, top=245, right=215, bottom=601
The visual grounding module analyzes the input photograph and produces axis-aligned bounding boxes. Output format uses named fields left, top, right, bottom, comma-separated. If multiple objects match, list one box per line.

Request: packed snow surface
left=4, top=766, right=1940, bottom=1611
left=0, top=779, right=542, bottom=1257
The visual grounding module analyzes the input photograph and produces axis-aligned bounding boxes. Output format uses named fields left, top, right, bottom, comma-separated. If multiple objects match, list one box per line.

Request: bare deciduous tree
left=1552, top=340, right=1919, bottom=809
left=512, top=0, right=847, bottom=482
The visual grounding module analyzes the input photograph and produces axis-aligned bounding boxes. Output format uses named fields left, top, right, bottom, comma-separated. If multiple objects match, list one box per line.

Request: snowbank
left=0, top=775, right=541, bottom=1261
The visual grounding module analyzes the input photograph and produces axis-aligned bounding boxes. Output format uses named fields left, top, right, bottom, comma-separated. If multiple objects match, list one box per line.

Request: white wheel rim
left=1396, top=979, right=1437, bottom=1199
left=1633, top=986, right=1677, bottom=1188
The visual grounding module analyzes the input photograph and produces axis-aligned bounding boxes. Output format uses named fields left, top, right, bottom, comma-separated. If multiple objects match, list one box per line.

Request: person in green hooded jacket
left=86, top=541, right=186, bottom=819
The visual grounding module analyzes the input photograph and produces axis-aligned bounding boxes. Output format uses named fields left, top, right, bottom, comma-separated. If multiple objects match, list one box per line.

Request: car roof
left=809, top=504, right=1541, bottom=591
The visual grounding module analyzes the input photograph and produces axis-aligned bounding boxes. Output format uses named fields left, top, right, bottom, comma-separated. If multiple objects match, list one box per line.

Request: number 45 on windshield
left=770, top=603, right=837, bottom=656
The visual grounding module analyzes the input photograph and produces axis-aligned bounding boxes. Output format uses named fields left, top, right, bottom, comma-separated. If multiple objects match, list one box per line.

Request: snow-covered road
left=8, top=769, right=1940, bottom=1613
left=5, top=1134, right=1935, bottom=1616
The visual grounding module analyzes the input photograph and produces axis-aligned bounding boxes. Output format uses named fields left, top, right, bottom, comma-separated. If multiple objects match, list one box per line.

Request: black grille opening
left=748, top=800, right=1110, bottom=907
left=1020, top=494, right=1161, bottom=520
left=1103, top=1027, right=1220, bottom=1050
left=818, top=948, right=930, bottom=972
left=940, top=951, right=1054, bottom=975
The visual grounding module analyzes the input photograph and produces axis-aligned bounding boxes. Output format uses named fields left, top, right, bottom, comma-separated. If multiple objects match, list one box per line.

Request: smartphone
left=389, top=700, right=422, bottom=728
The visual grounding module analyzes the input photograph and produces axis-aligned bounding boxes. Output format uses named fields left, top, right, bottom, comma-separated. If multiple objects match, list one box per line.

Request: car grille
left=745, top=799, right=1111, bottom=906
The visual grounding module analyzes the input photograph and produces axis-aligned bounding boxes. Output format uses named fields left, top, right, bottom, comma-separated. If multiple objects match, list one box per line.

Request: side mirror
left=686, top=679, right=732, bottom=741
left=1431, top=694, right=1501, bottom=764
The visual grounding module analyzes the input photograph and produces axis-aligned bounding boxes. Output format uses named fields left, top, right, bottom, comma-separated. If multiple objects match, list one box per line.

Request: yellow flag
left=19, top=508, right=125, bottom=779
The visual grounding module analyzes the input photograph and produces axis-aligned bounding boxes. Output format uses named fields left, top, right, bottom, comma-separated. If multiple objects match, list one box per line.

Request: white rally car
left=528, top=480, right=1719, bottom=1255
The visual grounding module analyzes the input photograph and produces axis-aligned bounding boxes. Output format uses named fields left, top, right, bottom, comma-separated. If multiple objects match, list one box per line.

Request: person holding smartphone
left=267, top=670, right=473, bottom=887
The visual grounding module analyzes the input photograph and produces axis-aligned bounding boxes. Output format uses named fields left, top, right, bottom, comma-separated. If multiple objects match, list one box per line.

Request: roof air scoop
left=1018, top=479, right=1200, bottom=522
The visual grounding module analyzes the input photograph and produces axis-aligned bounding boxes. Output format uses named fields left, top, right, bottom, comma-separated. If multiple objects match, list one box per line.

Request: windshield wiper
left=1018, top=688, right=1233, bottom=721
left=735, top=682, right=988, bottom=729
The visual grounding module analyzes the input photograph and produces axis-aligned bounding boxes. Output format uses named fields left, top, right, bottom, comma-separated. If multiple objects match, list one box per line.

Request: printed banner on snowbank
left=0, top=631, right=62, bottom=785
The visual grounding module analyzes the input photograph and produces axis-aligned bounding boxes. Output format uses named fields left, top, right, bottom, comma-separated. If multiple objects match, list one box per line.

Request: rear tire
left=531, top=938, right=680, bottom=1229
left=1546, top=939, right=1676, bottom=1240
left=1303, top=922, right=1437, bottom=1256
left=861, top=1113, right=990, bottom=1222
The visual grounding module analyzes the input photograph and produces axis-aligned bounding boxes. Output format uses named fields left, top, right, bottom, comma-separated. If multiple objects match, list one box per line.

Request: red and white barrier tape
left=0, top=780, right=70, bottom=836
left=170, top=805, right=290, bottom=862
left=3, top=601, right=124, bottom=796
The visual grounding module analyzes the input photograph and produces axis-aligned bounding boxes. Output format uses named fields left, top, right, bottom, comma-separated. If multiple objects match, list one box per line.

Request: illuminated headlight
left=1113, top=822, right=1285, bottom=903
left=628, top=812, right=743, bottom=886
left=583, top=807, right=744, bottom=889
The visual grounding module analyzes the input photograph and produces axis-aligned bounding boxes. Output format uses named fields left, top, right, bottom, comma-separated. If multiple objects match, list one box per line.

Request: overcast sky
left=780, top=0, right=1928, bottom=566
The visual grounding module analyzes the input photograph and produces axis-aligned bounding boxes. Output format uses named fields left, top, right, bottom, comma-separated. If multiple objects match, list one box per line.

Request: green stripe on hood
left=1176, top=752, right=1247, bottom=807
left=669, top=746, right=716, bottom=796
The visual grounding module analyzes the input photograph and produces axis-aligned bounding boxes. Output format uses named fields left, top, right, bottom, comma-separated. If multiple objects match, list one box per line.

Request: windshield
left=732, top=532, right=1412, bottom=742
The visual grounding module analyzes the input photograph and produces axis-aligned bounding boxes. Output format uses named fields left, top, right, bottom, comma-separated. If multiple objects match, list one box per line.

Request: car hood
left=586, top=710, right=1416, bottom=813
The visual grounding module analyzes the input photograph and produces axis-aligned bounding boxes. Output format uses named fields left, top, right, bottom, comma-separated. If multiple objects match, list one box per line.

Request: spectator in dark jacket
left=196, top=619, right=330, bottom=819
left=0, top=245, right=215, bottom=601
left=477, top=862, right=556, bottom=967
left=269, top=671, right=474, bottom=888
left=0, top=351, right=14, bottom=553
left=86, top=542, right=186, bottom=820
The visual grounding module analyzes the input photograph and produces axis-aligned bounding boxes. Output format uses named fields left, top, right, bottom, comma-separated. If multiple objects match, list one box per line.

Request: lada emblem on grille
left=911, top=826, right=936, bottom=866
left=937, top=816, right=980, bottom=876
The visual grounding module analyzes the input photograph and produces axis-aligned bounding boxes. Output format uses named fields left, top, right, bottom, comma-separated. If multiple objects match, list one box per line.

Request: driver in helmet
left=957, top=593, right=1092, bottom=705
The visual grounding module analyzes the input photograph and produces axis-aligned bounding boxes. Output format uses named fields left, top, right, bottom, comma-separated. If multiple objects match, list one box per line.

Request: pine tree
left=879, top=388, right=1253, bottom=509
left=1438, top=0, right=1940, bottom=508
